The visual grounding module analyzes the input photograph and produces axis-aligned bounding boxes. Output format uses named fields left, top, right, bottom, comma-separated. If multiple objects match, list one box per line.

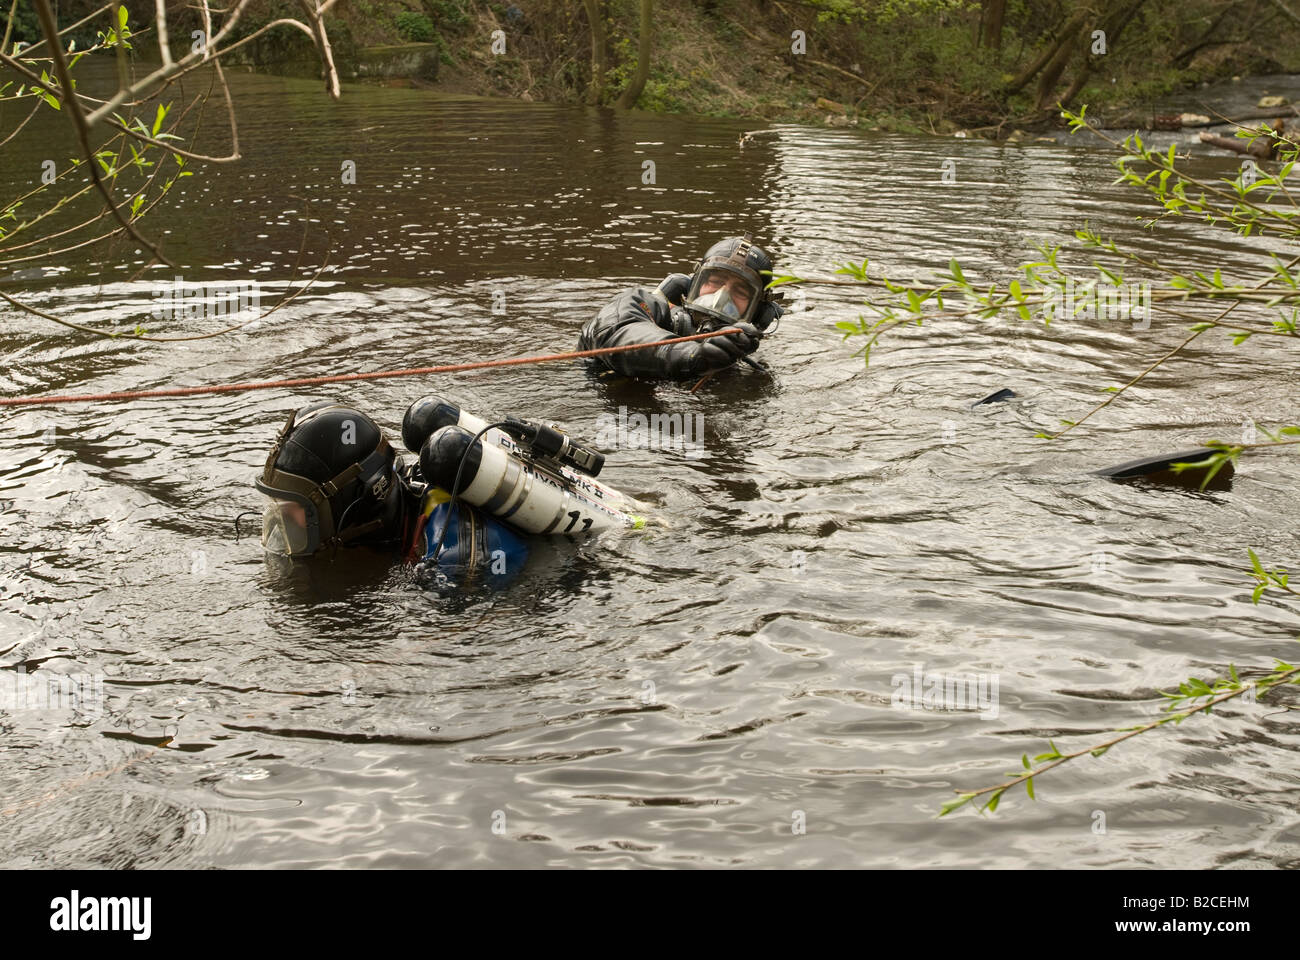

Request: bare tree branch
left=0, top=212, right=331, bottom=343
left=1, top=0, right=342, bottom=347
left=154, top=0, right=174, bottom=68
left=84, top=0, right=255, bottom=127
left=31, top=0, right=174, bottom=266
left=1, top=0, right=18, bottom=54
left=0, top=98, right=41, bottom=148
left=296, top=0, right=341, bottom=99
left=1266, top=0, right=1300, bottom=28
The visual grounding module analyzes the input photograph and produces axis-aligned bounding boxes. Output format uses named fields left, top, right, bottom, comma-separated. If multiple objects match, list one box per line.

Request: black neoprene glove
left=754, top=299, right=785, bottom=332
left=697, top=321, right=761, bottom=371
left=657, top=273, right=692, bottom=305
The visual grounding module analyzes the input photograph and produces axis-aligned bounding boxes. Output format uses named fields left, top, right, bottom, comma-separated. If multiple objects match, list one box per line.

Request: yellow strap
left=421, top=487, right=452, bottom=517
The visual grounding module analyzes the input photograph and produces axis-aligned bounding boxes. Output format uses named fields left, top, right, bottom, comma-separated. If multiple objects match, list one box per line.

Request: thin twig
left=953, top=666, right=1300, bottom=805
left=16, top=1, right=116, bottom=54
left=0, top=220, right=332, bottom=343
left=1, top=0, right=17, bottom=54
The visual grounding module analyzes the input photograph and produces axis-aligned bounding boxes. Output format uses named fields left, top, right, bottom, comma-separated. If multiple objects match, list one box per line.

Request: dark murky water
left=2, top=65, right=1298, bottom=868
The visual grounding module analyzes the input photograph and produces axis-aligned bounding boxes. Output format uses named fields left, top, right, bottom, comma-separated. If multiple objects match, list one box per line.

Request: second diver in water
left=254, top=396, right=650, bottom=582
left=578, top=234, right=785, bottom=380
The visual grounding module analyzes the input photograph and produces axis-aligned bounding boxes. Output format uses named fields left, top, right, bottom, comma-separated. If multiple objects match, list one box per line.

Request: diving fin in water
left=1091, top=448, right=1234, bottom=490
left=972, top=388, right=1017, bottom=407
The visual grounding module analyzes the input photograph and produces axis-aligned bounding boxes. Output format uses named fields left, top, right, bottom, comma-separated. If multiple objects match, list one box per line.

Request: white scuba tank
left=406, top=396, right=648, bottom=535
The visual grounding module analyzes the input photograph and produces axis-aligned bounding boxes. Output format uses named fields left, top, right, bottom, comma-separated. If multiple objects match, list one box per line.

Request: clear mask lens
left=690, top=270, right=756, bottom=320
left=692, top=288, right=740, bottom=319
left=261, top=499, right=312, bottom=556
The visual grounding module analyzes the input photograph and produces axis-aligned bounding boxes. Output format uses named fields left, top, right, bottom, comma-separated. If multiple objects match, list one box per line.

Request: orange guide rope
left=0, top=328, right=745, bottom=408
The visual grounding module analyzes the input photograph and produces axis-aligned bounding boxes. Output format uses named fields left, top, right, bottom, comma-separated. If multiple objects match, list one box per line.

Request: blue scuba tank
left=415, top=489, right=529, bottom=582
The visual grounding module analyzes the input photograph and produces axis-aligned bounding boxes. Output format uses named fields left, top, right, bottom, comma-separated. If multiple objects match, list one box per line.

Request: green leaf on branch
left=938, top=794, right=975, bottom=817
left=767, top=274, right=802, bottom=289
left=152, top=103, right=170, bottom=137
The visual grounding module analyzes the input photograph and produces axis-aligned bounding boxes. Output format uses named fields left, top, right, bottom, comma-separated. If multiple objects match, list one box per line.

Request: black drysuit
left=578, top=273, right=773, bottom=380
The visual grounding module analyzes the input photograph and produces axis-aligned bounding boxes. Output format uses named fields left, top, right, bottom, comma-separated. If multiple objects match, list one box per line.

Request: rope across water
left=0, top=328, right=745, bottom=408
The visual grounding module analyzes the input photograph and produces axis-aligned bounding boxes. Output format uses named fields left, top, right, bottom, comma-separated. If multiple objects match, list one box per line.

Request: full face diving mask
left=683, top=237, right=765, bottom=328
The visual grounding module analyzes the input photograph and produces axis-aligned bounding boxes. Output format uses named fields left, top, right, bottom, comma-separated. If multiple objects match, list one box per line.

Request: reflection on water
left=2, top=65, right=1298, bottom=869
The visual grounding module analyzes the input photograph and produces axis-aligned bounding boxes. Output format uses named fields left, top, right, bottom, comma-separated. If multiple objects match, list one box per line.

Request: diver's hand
left=754, top=299, right=784, bottom=332
left=698, top=321, right=761, bottom=369
left=657, top=273, right=692, bottom=305
left=669, top=306, right=697, bottom=337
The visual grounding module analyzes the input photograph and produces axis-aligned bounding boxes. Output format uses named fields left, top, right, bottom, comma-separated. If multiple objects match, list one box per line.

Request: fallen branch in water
left=941, top=652, right=1300, bottom=817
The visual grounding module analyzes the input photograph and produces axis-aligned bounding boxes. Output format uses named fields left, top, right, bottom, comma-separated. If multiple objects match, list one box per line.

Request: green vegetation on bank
left=8, top=1, right=1296, bottom=129
left=276, top=0, right=1300, bottom=130
left=373, top=0, right=1300, bottom=130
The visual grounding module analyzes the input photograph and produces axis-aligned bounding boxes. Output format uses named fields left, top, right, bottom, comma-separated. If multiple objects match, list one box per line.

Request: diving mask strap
left=261, top=408, right=298, bottom=484
left=314, top=439, right=396, bottom=545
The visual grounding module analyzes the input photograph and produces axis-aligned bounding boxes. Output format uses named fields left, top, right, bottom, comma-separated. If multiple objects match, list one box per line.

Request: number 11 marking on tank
left=563, top=511, right=594, bottom=533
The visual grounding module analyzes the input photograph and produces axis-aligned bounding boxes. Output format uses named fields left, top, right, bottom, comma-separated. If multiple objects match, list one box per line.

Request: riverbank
left=7, top=1, right=1294, bottom=136
left=300, top=0, right=1300, bottom=137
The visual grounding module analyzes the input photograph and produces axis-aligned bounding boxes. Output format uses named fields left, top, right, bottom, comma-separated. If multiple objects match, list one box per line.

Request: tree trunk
left=1005, top=9, right=1088, bottom=95
left=980, top=0, right=1006, bottom=50
left=1057, top=0, right=1149, bottom=111
left=581, top=0, right=607, bottom=105
left=1034, top=21, right=1086, bottom=111
left=616, top=0, right=653, bottom=109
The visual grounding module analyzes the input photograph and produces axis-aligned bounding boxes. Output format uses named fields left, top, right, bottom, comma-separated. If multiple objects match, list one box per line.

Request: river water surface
left=2, top=66, right=1298, bottom=869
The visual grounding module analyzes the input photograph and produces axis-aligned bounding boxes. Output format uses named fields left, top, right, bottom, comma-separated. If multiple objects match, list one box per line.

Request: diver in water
left=578, top=235, right=785, bottom=380
left=254, top=397, right=646, bottom=581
